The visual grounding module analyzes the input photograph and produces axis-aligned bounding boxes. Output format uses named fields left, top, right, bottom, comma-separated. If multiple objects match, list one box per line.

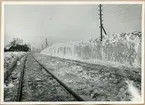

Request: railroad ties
left=15, top=54, right=84, bottom=101
left=4, top=53, right=141, bottom=101
left=32, top=55, right=84, bottom=101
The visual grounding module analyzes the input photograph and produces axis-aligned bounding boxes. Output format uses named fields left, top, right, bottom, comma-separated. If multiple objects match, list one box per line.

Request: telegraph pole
left=99, top=4, right=107, bottom=41
left=99, top=4, right=103, bottom=41
left=45, top=38, right=48, bottom=48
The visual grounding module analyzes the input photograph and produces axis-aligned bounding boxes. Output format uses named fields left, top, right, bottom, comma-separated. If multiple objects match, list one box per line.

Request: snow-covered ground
left=4, top=52, right=27, bottom=72
left=40, top=31, right=142, bottom=101
left=35, top=54, right=142, bottom=101
left=41, top=31, right=141, bottom=68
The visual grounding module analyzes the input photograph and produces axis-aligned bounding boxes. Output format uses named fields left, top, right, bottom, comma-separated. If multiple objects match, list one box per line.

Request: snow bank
left=125, top=80, right=142, bottom=102
left=41, top=31, right=141, bottom=68
left=4, top=51, right=27, bottom=70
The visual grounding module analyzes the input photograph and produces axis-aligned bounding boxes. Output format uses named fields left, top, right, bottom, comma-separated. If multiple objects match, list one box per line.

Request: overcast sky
left=4, top=4, right=142, bottom=48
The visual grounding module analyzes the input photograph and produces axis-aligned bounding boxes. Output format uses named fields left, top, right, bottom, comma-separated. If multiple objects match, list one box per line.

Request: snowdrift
left=41, top=31, right=141, bottom=68
left=4, top=52, right=27, bottom=71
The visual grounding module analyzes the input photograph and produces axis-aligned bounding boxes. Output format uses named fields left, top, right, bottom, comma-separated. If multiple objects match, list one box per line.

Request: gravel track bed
left=34, top=53, right=141, bottom=101
left=21, top=54, right=76, bottom=101
left=4, top=55, right=27, bottom=101
left=4, top=53, right=141, bottom=101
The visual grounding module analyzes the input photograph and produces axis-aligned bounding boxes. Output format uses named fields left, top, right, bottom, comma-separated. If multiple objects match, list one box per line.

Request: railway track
left=4, top=53, right=27, bottom=84
left=15, top=54, right=84, bottom=101
left=4, top=53, right=30, bottom=101
left=4, top=53, right=141, bottom=101
left=16, top=54, right=29, bottom=101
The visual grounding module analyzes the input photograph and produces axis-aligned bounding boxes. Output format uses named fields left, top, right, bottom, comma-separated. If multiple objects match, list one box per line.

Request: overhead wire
left=103, top=5, right=141, bottom=22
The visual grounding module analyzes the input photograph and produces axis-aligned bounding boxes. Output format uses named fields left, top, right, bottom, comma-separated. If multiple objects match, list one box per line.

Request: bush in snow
left=41, top=31, right=141, bottom=68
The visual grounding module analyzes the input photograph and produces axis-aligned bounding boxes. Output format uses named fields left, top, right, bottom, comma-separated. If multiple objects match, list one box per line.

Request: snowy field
left=41, top=31, right=141, bottom=69
left=4, top=52, right=27, bottom=72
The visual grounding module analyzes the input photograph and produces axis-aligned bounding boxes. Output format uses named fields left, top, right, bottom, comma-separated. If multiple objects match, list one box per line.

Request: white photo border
left=1, top=1, right=144, bottom=104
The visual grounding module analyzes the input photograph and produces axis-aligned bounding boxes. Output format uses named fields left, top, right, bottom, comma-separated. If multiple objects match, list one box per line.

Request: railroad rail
left=15, top=54, right=84, bottom=101
left=32, top=55, right=84, bottom=101
left=16, top=54, right=29, bottom=101
left=4, top=53, right=27, bottom=83
left=4, top=52, right=141, bottom=102
left=4, top=53, right=141, bottom=101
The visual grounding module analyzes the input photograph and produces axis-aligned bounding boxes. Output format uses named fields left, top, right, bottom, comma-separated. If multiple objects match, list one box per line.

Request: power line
left=104, top=5, right=140, bottom=19
left=105, top=4, right=138, bottom=13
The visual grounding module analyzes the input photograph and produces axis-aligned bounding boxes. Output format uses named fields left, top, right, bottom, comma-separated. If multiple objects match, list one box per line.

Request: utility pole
left=99, top=4, right=107, bottom=41
left=45, top=38, right=48, bottom=48
left=99, top=4, right=103, bottom=41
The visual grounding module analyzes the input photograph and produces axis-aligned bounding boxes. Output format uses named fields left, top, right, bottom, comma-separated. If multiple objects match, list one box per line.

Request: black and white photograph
left=1, top=1, right=144, bottom=104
